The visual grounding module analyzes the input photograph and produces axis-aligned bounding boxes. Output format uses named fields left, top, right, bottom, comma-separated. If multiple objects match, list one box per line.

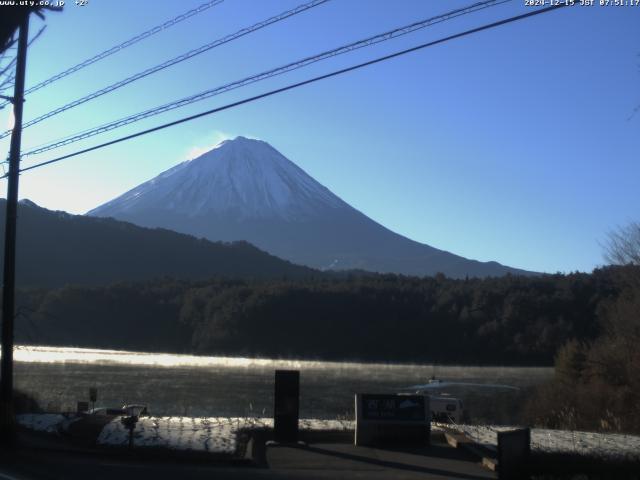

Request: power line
left=27, top=25, right=47, bottom=48
left=0, top=52, right=18, bottom=93
left=0, top=72, right=15, bottom=94
left=0, top=56, right=17, bottom=81
left=11, top=2, right=571, bottom=178
left=0, top=26, right=47, bottom=107
left=0, top=0, right=225, bottom=111
left=20, top=0, right=511, bottom=157
left=0, top=0, right=330, bottom=139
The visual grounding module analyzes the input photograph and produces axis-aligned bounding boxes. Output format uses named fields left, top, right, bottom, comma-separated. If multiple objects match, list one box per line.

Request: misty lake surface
left=14, top=346, right=553, bottom=423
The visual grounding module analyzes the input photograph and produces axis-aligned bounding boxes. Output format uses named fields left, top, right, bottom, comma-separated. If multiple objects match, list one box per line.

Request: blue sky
left=0, top=0, right=638, bottom=274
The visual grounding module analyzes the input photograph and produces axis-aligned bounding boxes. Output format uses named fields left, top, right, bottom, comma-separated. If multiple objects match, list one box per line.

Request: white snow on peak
left=91, top=136, right=345, bottom=220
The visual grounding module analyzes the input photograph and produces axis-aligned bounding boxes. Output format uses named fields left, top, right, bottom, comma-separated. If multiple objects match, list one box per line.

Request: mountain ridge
left=88, top=136, right=534, bottom=278
left=0, top=198, right=315, bottom=287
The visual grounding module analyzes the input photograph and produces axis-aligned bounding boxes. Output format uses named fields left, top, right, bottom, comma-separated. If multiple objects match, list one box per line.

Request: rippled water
left=14, top=345, right=553, bottom=423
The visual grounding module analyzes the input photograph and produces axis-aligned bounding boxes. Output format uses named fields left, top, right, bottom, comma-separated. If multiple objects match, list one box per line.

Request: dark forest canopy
left=14, top=265, right=637, bottom=366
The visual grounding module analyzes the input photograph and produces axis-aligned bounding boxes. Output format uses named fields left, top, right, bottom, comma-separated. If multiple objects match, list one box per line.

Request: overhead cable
left=11, top=2, right=571, bottom=177
left=20, top=0, right=511, bottom=155
left=0, top=0, right=225, bottom=110
left=0, top=0, right=330, bottom=139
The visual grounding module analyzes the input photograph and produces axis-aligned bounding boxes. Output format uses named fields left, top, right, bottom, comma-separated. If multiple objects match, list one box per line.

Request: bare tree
left=604, top=221, right=640, bottom=266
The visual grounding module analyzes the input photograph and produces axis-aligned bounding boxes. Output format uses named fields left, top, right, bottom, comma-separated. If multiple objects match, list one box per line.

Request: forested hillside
left=0, top=200, right=315, bottom=287
left=15, top=266, right=633, bottom=365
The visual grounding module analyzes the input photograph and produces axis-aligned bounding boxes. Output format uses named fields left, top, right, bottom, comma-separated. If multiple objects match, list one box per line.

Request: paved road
left=0, top=437, right=495, bottom=480
left=264, top=441, right=496, bottom=480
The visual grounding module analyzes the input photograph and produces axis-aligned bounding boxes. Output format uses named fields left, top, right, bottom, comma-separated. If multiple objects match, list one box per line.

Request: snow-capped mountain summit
left=89, top=136, right=531, bottom=278
left=93, top=136, right=345, bottom=221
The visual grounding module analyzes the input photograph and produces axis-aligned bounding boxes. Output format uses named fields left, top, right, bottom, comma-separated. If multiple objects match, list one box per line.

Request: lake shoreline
left=14, top=345, right=553, bottom=422
left=13, top=344, right=555, bottom=370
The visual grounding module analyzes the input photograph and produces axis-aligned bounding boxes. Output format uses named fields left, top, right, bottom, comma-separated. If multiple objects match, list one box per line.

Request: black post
left=274, top=370, right=299, bottom=443
left=0, top=13, right=30, bottom=446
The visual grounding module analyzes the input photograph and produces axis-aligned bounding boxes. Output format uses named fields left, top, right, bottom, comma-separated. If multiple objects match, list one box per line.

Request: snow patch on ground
left=97, top=417, right=354, bottom=454
left=454, top=424, right=640, bottom=461
left=17, top=413, right=67, bottom=433
left=21, top=413, right=638, bottom=462
left=98, top=416, right=239, bottom=453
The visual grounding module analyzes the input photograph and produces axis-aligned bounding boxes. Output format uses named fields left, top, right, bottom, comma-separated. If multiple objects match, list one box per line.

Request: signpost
left=89, top=387, right=97, bottom=412
left=121, top=415, right=138, bottom=449
left=355, top=394, right=430, bottom=447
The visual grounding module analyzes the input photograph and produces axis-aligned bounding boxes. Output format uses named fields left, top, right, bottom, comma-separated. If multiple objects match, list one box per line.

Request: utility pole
left=0, top=12, right=30, bottom=446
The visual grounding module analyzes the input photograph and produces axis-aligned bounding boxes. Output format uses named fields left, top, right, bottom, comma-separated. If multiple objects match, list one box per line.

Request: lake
left=14, top=345, right=553, bottom=424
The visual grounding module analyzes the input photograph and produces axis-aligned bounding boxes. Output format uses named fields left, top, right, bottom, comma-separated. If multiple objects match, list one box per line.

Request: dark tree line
left=14, top=266, right=634, bottom=366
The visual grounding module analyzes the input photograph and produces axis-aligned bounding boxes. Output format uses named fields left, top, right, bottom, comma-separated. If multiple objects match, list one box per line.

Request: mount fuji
left=88, top=136, right=530, bottom=278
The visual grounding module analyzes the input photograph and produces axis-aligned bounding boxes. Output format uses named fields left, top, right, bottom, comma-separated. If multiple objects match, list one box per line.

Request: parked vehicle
left=429, top=394, right=464, bottom=423
left=400, top=376, right=518, bottom=424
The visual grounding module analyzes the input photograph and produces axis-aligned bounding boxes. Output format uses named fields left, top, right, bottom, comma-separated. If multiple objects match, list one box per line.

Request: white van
left=398, top=392, right=464, bottom=423
left=428, top=395, right=464, bottom=423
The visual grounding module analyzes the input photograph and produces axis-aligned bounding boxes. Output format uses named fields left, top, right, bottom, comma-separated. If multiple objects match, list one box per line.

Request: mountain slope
left=0, top=199, right=315, bottom=288
left=89, top=136, right=532, bottom=278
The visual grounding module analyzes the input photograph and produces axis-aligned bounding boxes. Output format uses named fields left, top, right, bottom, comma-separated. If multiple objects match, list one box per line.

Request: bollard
left=497, top=428, right=530, bottom=480
left=273, top=370, right=299, bottom=443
